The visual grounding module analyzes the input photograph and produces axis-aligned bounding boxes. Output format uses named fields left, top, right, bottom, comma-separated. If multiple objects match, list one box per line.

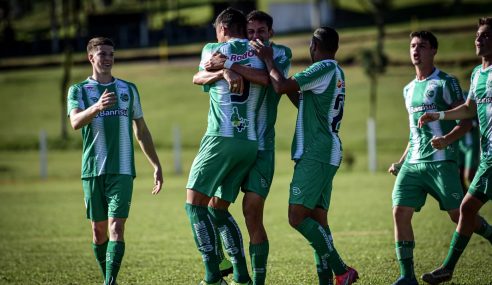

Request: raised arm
left=418, top=97, right=477, bottom=128
left=69, top=89, right=116, bottom=130
left=192, top=70, right=224, bottom=85
left=133, top=117, right=163, bottom=195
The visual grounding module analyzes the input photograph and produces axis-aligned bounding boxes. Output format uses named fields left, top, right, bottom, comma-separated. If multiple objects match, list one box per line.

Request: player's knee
left=108, top=220, right=125, bottom=238
left=393, top=206, right=412, bottom=223
left=288, top=212, right=304, bottom=228
left=460, top=201, right=477, bottom=218
left=92, top=226, right=107, bottom=243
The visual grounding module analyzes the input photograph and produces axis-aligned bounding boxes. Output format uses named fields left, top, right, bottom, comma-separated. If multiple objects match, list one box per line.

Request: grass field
left=1, top=14, right=492, bottom=285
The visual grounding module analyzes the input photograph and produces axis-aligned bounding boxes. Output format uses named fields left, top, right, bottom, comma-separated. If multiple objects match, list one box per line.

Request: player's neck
left=415, top=65, right=435, bottom=80
left=92, top=72, right=113, bottom=84
left=482, top=56, right=492, bottom=69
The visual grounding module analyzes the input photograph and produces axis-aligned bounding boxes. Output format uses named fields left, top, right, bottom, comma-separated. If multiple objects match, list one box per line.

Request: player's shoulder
left=471, top=64, right=482, bottom=76
left=202, top=42, right=225, bottom=53
left=115, top=77, right=136, bottom=87
left=271, top=43, right=292, bottom=58
left=70, top=79, right=90, bottom=91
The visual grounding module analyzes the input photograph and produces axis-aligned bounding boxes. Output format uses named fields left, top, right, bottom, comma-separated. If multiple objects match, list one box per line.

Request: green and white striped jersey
left=291, top=59, right=345, bottom=166
left=257, top=43, right=292, bottom=151
left=67, top=77, right=143, bottom=178
left=199, top=38, right=266, bottom=141
left=469, top=64, right=492, bottom=159
left=404, top=68, right=464, bottom=163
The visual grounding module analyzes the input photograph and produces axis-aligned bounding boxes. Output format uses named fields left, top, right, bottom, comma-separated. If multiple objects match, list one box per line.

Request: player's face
left=247, top=20, right=272, bottom=42
left=475, top=25, right=492, bottom=58
left=89, top=45, right=114, bottom=75
left=410, top=37, right=436, bottom=66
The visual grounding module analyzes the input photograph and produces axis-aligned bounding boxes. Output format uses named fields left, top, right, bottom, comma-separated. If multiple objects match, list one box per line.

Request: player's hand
left=430, top=136, right=449, bottom=150
left=204, top=52, right=227, bottom=71
left=152, top=167, right=163, bottom=195
left=96, top=89, right=117, bottom=111
left=418, top=112, right=439, bottom=128
left=223, top=69, right=243, bottom=94
left=388, top=162, right=402, bottom=176
left=250, top=39, right=273, bottom=61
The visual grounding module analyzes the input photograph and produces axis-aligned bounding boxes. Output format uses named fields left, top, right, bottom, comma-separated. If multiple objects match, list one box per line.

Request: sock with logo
left=105, top=240, right=125, bottom=285
left=295, top=218, right=348, bottom=277
left=208, top=207, right=250, bottom=283
left=442, top=231, right=471, bottom=270
left=92, top=239, right=108, bottom=280
left=314, top=226, right=334, bottom=285
left=249, top=241, right=269, bottom=285
left=185, top=203, right=221, bottom=283
left=474, top=217, right=492, bottom=244
left=395, top=241, right=415, bottom=279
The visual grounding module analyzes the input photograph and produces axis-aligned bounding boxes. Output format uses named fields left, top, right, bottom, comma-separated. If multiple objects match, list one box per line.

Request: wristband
left=438, top=111, right=445, bottom=120
left=224, top=59, right=234, bottom=69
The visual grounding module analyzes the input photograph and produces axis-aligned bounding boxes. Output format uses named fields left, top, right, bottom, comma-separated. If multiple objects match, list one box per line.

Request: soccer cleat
left=391, top=276, right=418, bottom=285
left=421, top=267, right=453, bottom=284
left=198, top=279, right=228, bottom=285
left=219, top=258, right=233, bottom=277
left=335, top=267, right=359, bottom=285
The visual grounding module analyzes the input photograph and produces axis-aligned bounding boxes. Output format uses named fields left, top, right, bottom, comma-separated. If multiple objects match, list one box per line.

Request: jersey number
left=230, top=80, right=251, bottom=103
left=331, top=93, right=344, bottom=133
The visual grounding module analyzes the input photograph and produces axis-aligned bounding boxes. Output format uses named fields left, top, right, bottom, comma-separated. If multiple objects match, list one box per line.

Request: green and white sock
left=295, top=218, right=347, bottom=276
left=250, top=241, right=269, bottom=285
left=443, top=231, right=471, bottom=270
left=395, top=241, right=415, bottom=279
left=185, top=203, right=221, bottom=283
left=92, top=239, right=108, bottom=280
left=105, top=240, right=125, bottom=285
left=208, top=207, right=250, bottom=283
left=315, top=226, right=334, bottom=285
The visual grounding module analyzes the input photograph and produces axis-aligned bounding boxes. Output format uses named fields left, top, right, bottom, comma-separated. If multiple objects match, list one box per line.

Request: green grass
left=0, top=150, right=491, bottom=284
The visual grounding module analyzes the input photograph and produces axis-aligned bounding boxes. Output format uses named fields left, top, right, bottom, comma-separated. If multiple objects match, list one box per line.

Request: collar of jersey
left=227, top=38, right=248, bottom=43
left=414, top=67, right=439, bottom=82
left=87, top=76, right=116, bottom=86
left=480, top=64, right=492, bottom=73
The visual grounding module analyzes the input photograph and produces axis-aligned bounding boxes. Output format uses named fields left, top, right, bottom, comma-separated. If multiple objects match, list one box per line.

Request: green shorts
left=392, top=161, right=463, bottom=211
left=241, top=150, right=275, bottom=199
left=468, top=158, right=492, bottom=203
left=289, top=158, right=338, bottom=210
left=82, top=174, right=134, bottom=222
left=187, top=135, right=258, bottom=203
left=458, top=131, right=480, bottom=170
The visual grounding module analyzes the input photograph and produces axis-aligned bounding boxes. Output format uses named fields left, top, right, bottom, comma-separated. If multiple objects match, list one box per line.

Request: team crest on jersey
left=230, top=106, right=249, bottom=132
left=425, top=81, right=438, bottom=98
left=120, top=93, right=129, bottom=102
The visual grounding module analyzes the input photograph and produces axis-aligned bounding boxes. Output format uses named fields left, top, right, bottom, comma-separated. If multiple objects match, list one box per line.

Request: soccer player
left=418, top=17, right=492, bottom=284
left=67, top=37, right=163, bottom=285
left=251, top=27, right=359, bottom=285
left=388, top=31, right=492, bottom=285
left=195, top=10, right=292, bottom=285
left=186, top=8, right=266, bottom=285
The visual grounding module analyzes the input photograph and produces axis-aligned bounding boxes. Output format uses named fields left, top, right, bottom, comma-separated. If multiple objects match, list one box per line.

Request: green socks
left=208, top=207, right=250, bottom=283
left=443, top=231, right=471, bottom=270
left=249, top=241, right=269, bottom=285
left=92, top=240, right=108, bottom=279
left=295, top=218, right=347, bottom=277
left=474, top=217, right=492, bottom=244
left=315, top=226, right=334, bottom=285
left=185, top=203, right=221, bottom=283
left=395, top=241, right=415, bottom=279
left=105, top=240, right=125, bottom=285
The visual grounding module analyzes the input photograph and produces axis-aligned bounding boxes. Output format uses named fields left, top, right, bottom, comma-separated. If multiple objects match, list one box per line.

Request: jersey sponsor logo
left=409, top=103, right=436, bottom=113
left=96, top=108, right=129, bottom=118
left=304, top=63, right=324, bottom=77
left=120, top=93, right=129, bottom=102
left=230, top=106, right=249, bottom=132
left=229, top=50, right=255, bottom=62
left=476, top=97, right=492, bottom=104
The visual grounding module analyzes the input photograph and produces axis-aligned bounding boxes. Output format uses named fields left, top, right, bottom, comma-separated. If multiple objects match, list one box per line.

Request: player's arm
left=430, top=100, right=473, bottom=150
left=286, top=92, right=300, bottom=108
left=418, top=97, right=477, bottom=127
left=388, top=142, right=410, bottom=176
left=192, top=70, right=224, bottom=85
left=204, top=52, right=270, bottom=86
left=69, top=89, right=116, bottom=130
left=251, top=39, right=300, bottom=94
left=133, top=117, right=163, bottom=194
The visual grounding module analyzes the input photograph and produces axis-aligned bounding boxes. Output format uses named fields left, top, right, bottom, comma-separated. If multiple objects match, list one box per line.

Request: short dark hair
left=313, top=27, right=339, bottom=53
left=247, top=10, right=273, bottom=30
left=214, top=7, right=247, bottom=36
left=478, top=17, right=492, bottom=27
left=87, top=37, right=114, bottom=54
left=410, top=31, right=438, bottom=49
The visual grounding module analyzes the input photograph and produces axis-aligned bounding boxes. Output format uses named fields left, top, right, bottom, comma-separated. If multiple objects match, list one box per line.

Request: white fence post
left=39, top=130, right=48, bottom=179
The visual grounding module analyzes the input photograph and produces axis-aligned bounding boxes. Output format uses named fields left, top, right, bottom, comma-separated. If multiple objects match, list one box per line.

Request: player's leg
left=390, top=163, right=427, bottom=285
left=83, top=177, right=109, bottom=282
left=104, top=174, right=133, bottom=285
left=311, top=208, right=334, bottom=284
left=243, top=192, right=268, bottom=285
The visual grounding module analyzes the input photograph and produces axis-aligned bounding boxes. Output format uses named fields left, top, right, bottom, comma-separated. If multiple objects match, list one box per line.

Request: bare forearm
left=70, top=105, right=101, bottom=130
left=443, top=119, right=472, bottom=144
left=136, top=130, right=161, bottom=170
left=286, top=92, right=299, bottom=108
left=230, top=64, right=269, bottom=86
left=265, top=58, right=288, bottom=94
left=193, top=70, right=223, bottom=85
left=444, top=104, right=476, bottom=120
